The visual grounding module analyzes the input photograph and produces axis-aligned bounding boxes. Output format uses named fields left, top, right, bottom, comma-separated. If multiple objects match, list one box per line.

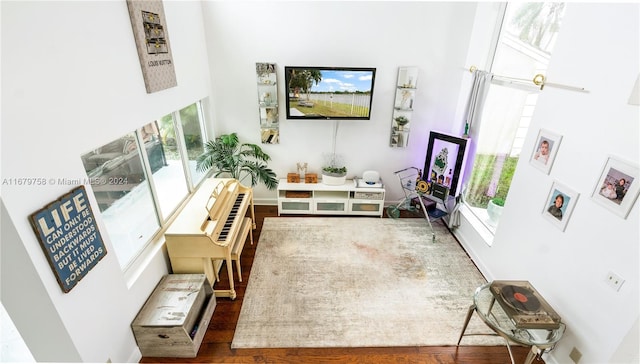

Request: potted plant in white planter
left=486, top=197, right=505, bottom=226
left=322, top=165, right=347, bottom=185
left=321, top=153, right=347, bottom=185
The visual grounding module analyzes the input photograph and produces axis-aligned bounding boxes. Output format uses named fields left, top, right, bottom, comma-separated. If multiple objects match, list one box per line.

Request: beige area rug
left=231, top=217, right=505, bottom=348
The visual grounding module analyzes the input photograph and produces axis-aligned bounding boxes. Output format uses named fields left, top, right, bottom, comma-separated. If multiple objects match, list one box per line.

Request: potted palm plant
left=196, top=133, right=277, bottom=190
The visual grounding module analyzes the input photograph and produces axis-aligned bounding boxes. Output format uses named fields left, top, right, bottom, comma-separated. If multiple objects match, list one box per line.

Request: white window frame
left=82, top=100, right=210, bottom=279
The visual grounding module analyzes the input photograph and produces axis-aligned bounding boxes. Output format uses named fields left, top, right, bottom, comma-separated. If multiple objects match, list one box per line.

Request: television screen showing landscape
left=285, top=66, right=376, bottom=120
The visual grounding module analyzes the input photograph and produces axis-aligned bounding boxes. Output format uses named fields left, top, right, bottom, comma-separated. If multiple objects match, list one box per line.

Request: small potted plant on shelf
left=394, top=116, right=409, bottom=131
left=321, top=153, right=347, bottom=186
left=487, top=197, right=505, bottom=226
left=196, top=132, right=278, bottom=190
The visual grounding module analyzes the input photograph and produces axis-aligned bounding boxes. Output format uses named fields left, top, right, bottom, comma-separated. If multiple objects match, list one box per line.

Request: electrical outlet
left=569, top=347, right=582, bottom=363
left=606, top=271, right=625, bottom=291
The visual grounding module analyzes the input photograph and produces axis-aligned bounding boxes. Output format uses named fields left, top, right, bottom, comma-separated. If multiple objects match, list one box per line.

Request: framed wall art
left=126, top=0, right=177, bottom=93
left=529, top=128, right=562, bottom=174
left=591, top=156, right=639, bottom=219
left=542, top=181, right=579, bottom=232
left=422, top=131, right=468, bottom=197
left=29, top=186, right=107, bottom=293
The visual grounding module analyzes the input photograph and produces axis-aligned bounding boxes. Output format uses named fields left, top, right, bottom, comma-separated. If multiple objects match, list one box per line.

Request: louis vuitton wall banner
left=126, top=0, right=177, bottom=93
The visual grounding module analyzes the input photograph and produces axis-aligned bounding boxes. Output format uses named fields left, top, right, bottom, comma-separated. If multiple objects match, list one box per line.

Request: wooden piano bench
left=231, top=217, right=254, bottom=282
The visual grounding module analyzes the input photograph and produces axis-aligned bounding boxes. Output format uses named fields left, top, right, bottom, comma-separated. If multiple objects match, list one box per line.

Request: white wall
left=1, top=1, right=212, bottom=362
left=201, top=1, right=477, bottom=203
left=2, top=2, right=637, bottom=364
left=455, top=3, right=639, bottom=364
left=203, top=5, right=639, bottom=363
left=2, top=1, right=479, bottom=361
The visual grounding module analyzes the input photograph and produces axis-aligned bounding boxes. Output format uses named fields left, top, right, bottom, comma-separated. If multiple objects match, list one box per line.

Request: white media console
left=277, top=178, right=386, bottom=217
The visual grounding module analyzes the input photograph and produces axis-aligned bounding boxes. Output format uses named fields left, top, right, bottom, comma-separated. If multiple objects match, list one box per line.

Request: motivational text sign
left=29, top=186, right=107, bottom=293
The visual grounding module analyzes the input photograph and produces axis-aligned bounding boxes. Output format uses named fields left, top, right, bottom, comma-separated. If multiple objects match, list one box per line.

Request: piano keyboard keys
left=217, top=193, right=245, bottom=242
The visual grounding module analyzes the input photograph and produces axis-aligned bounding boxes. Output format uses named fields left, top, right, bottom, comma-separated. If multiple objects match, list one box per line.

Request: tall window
left=81, top=100, right=209, bottom=269
left=178, top=102, right=207, bottom=186
left=142, top=120, right=189, bottom=220
left=463, top=3, right=565, bottom=233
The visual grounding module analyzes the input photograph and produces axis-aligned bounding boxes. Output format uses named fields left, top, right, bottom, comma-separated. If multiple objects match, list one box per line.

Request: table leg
left=524, top=345, right=539, bottom=364
left=502, top=337, right=516, bottom=364
left=457, top=304, right=476, bottom=345
left=487, top=296, right=496, bottom=314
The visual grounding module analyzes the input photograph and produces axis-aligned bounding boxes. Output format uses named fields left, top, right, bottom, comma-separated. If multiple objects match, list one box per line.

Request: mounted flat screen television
left=285, top=66, right=376, bottom=120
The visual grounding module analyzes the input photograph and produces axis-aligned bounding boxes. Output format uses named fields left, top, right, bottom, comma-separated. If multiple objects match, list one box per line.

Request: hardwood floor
left=141, top=205, right=543, bottom=364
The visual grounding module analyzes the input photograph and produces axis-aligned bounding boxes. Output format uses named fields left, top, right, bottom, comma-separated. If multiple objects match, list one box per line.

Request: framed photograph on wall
left=542, top=181, right=579, bottom=231
left=591, top=156, right=639, bottom=219
left=530, top=129, right=562, bottom=174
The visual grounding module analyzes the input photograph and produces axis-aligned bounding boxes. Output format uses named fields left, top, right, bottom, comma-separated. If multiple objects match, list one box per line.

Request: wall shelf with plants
left=390, top=66, right=418, bottom=148
left=256, top=62, right=279, bottom=144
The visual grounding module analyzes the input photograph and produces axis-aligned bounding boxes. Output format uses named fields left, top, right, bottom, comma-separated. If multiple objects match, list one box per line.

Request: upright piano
left=164, top=178, right=255, bottom=299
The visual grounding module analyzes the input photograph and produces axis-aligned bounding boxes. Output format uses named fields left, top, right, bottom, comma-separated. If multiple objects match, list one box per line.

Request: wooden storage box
left=287, top=173, right=300, bottom=183
left=304, top=173, right=318, bottom=183
left=131, top=274, right=216, bottom=358
left=285, top=190, right=312, bottom=198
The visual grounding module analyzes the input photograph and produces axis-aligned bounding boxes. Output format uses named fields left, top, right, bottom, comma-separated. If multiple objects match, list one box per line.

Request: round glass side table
left=457, top=282, right=565, bottom=364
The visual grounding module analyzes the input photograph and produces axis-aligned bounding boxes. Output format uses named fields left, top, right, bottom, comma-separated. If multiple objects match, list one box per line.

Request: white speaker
left=362, top=170, right=380, bottom=184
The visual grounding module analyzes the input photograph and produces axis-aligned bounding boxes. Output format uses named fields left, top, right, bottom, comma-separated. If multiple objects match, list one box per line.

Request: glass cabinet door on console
left=350, top=190, right=385, bottom=215
left=278, top=189, right=313, bottom=214
left=279, top=200, right=312, bottom=214
left=349, top=200, right=385, bottom=215
left=313, top=190, right=349, bottom=214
